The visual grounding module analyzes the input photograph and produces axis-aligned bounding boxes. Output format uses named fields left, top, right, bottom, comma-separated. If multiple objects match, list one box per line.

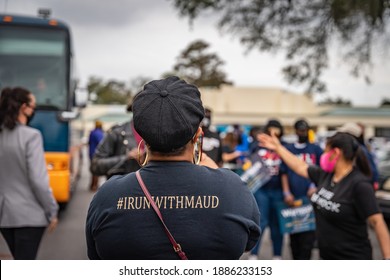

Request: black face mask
left=298, top=135, right=308, bottom=143
left=26, top=111, right=35, bottom=125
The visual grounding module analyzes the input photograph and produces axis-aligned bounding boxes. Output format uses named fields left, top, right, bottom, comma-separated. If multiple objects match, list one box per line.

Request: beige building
left=77, top=86, right=390, bottom=140
left=200, top=86, right=390, bottom=139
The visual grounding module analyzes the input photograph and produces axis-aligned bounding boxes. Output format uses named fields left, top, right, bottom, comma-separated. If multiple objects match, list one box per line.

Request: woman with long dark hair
left=259, top=131, right=390, bottom=259
left=0, top=87, right=58, bottom=259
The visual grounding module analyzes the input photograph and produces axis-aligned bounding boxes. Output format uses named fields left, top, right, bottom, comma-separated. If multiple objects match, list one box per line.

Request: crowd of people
left=86, top=77, right=260, bottom=260
left=1, top=77, right=390, bottom=260
left=85, top=78, right=390, bottom=260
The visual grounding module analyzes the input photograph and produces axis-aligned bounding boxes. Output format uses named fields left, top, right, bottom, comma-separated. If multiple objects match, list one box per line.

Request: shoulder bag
left=135, top=170, right=188, bottom=260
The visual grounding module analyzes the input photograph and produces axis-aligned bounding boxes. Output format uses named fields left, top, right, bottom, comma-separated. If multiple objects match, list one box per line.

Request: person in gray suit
left=0, top=87, right=59, bottom=259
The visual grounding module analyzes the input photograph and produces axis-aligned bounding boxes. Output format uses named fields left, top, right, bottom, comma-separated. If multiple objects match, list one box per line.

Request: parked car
left=375, top=148, right=390, bottom=222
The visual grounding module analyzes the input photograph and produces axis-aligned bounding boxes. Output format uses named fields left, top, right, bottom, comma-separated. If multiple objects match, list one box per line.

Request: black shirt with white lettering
left=202, top=129, right=223, bottom=165
left=86, top=161, right=261, bottom=260
left=308, top=166, right=380, bottom=259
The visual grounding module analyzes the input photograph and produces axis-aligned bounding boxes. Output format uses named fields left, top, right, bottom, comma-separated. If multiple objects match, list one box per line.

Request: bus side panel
left=30, top=111, right=72, bottom=203
left=29, top=111, right=69, bottom=152
left=48, top=170, right=70, bottom=203
left=45, top=152, right=71, bottom=203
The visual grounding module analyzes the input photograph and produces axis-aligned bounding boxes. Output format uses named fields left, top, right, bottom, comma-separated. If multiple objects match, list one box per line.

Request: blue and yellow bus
left=0, top=11, right=85, bottom=207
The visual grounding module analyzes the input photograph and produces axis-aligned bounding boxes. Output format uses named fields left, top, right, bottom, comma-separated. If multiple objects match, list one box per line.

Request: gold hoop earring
left=193, top=133, right=203, bottom=165
left=137, top=140, right=149, bottom=167
left=193, top=147, right=201, bottom=165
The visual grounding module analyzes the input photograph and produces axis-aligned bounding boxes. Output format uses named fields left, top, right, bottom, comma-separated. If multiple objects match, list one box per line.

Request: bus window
left=0, top=26, right=68, bottom=110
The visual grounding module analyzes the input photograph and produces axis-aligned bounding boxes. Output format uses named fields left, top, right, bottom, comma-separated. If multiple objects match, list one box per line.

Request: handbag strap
left=135, top=170, right=188, bottom=260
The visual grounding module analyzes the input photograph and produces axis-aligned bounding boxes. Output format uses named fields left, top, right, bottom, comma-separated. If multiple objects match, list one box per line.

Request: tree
left=86, top=77, right=131, bottom=104
left=170, top=0, right=390, bottom=95
left=319, top=96, right=351, bottom=106
left=173, top=39, right=233, bottom=88
left=380, top=98, right=390, bottom=106
left=129, top=76, right=153, bottom=95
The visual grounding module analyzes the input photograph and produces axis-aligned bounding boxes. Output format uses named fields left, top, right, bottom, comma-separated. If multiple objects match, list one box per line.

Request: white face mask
left=201, top=117, right=210, bottom=128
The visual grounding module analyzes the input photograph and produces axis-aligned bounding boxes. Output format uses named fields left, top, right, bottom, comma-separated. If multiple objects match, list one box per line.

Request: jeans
left=251, top=185, right=284, bottom=257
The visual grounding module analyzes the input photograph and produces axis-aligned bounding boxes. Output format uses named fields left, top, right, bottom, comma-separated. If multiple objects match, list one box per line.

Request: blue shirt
left=284, top=142, right=323, bottom=197
left=88, top=128, right=104, bottom=160
left=361, top=145, right=379, bottom=184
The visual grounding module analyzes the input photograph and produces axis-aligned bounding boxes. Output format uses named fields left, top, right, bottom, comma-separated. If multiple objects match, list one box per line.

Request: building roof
left=321, top=107, right=390, bottom=117
left=200, top=85, right=331, bottom=116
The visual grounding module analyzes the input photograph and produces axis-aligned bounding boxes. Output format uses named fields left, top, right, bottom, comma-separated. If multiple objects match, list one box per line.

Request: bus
left=0, top=11, right=85, bottom=207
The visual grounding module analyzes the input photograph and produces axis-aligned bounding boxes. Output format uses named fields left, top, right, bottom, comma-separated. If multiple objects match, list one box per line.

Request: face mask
left=320, top=151, right=338, bottom=173
left=298, top=135, right=308, bottom=143
left=201, top=117, right=210, bottom=129
left=26, top=111, right=35, bottom=125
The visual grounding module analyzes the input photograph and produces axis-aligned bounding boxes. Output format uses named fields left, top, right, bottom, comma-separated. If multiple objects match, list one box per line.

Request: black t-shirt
left=86, top=161, right=260, bottom=260
left=308, top=166, right=380, bottom=259
left=202, top=129, right=223, bottom=165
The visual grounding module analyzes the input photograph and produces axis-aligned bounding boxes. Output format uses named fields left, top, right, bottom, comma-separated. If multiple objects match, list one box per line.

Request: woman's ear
left=193, top=127, right=203, bottom=143
left=19, top=103, right=29, bottom=115
left=331, top=148, right=341, bottom=160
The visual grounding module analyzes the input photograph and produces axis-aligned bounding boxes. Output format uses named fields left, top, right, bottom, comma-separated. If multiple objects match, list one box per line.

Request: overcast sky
left=2, top=0, right=390, bottom=107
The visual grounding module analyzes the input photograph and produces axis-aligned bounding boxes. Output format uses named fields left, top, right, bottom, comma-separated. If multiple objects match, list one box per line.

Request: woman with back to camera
left=85, top=76, right=261, bottom=260
left=259, top=131, right=390, bottom=259
left=0, top=87, right=58, bottom=260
